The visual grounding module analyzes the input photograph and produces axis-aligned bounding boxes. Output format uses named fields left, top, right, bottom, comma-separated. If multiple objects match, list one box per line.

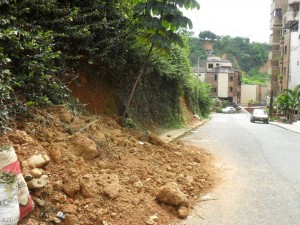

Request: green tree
left=275, top=86, right=300, bottom=121
left=190, top=31, right=269, bottom=72
left=199, top=30, right=217, bottom=41
left=122, top=0, right=200, bottom=121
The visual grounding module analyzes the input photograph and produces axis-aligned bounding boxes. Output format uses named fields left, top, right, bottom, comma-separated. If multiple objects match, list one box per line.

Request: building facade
left=283, top=0, right=300, bottom=89
left=269, top=0, right=300, bottom=94
left=204, top=57, right=241, bottom=104
left=269, top=0, right=288, bottom=96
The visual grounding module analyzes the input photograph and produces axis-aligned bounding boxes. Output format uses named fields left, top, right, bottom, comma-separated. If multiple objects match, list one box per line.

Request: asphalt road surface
left=179, top=113, right=300, bottom=225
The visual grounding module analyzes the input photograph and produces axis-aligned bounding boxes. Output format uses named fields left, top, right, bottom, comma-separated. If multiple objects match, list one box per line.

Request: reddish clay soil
left=0, top=106, right=217, bottom=225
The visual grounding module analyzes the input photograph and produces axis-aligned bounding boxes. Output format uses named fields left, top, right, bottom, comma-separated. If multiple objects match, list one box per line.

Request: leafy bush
left=242, top=69, right=268, bottom=86
left=184, top=73, right=213, bottom=118
left=216, top=107, right=222, bottom=113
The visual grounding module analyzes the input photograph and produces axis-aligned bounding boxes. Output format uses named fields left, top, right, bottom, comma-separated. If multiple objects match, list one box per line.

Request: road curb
left=269, top=122, right=300, bottom=134
left=160, top=117, right=212, bottom=143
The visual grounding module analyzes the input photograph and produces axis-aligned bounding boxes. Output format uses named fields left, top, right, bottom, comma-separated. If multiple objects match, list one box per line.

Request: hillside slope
left=0, top=106, right=216, bottom=225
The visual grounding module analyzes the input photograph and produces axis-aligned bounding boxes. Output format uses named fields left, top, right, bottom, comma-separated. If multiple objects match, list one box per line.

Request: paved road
left=179, top=113, right=300, bottom=225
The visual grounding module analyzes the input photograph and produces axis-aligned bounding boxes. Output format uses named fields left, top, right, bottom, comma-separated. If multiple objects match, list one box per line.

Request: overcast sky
left=184, top=0, right=271, bottom=43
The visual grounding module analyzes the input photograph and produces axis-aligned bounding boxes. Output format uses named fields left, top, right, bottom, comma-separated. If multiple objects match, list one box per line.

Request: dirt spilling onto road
left=0, top=106, right=216, bottom=225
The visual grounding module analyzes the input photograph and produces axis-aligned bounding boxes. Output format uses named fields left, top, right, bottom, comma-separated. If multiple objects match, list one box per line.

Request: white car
left=250, top=109, right=269, bottom=124
left=222, top=106, right=236, bottom=114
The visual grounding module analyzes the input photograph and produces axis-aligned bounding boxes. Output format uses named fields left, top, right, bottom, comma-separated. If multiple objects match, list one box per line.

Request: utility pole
left=269, top=80, right=282, bottom=118
left=196, top=57, right=200, bottom=110
left=269, top=87, right=273, bottom=117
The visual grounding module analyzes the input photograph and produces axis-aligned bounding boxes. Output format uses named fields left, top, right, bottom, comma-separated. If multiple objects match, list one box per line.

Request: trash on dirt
left=0, top=171, right=19, bottom=225
left=56, top=211, right=66, bottom=220
left=0, top=145, right=34, bottom=221
left=27, top=175, right=49, bottom=189
left=200, top=194, right=218, bottom=201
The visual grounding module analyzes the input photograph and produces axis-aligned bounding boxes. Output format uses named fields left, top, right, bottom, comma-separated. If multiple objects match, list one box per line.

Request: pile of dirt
left=0, top=106, right=216, bottom=225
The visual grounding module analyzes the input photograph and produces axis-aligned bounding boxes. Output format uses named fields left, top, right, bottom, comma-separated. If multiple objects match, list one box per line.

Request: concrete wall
left=241, top=84, right=268, bottom=105
left=218, top=73, right=229, bottom=98
left=241, top=84, right=258, bottom=105
left=198, top=72, right=206, bottom=82
left=260, top=86, right=268, bottom=102
left=289, top=30, right=300, bottom=89
left=221, top=62, right=232, bottom=67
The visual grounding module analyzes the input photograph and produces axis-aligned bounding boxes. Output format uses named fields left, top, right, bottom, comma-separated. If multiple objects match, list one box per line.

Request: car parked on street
left=222, top=107, right=236, bottom=114
left=250, top=109, right=269, bottom=124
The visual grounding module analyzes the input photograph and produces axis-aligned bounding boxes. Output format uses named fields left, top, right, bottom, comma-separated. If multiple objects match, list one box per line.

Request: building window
left=208, top=63, right=213, bottom=68
left=214, top=74, right=217, bottom=81
left=230, top=76, right=233, bottom=81
left=230, top=87, right=233, bottom=92
left=284, top=45, right=287, bottom=55
left=213, top=87, right=217, bottom=93
left=274, top=8, right=282, bottom=17
left=216, top=63, right=220, bottom=67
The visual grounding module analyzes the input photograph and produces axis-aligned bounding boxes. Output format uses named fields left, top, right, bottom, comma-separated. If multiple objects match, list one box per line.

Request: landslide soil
left=0, top=106, right=217, bottom=225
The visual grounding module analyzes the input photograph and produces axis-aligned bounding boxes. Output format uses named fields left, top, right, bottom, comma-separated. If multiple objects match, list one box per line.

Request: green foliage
left=26, top=0, right=133, bottom=68
left=189, top=31, right=269, bottom=72
left=216, top=107, right=222, bottom=113
left=132, top=0, right=199, bottom=53
left=221, top=100, right=229, bottom=108
left=275, top=86, right=300, bottom=121
left=242, top=69, right=268, bottom=85
left=0, top=0, right=212, bottom=132
left=184, top=75, right=212, bottom=118
left=188, top=37, right=209, bottom=67
left=199, top=30, right=217, bottom=41
left=0, top=1, right=71, bottom=132
left=0, top=0, right=133, bottom=132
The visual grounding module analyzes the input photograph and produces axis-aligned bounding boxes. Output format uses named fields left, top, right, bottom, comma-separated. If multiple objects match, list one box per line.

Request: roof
left=192, top=67, right=206, bottom=73
left=206, top=67, right=235, bottom=73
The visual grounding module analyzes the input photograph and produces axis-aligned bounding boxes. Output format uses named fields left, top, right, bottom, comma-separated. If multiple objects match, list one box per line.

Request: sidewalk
left=159, top=118, right=211, bottom=143
left=269, top=121, right=300, bottom=134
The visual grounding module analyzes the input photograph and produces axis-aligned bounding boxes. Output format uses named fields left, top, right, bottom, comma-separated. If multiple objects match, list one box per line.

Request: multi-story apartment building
left=282, top=0, right=300, bottom=89
left=269, top=0, right=300, bottom=94
left=268, top=0, right=288, bottom=95
left=204, top=57, right=241, bottom=104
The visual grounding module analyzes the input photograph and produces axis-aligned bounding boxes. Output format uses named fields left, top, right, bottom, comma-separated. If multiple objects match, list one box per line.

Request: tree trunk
left=121, top=44, right=154, bottom=123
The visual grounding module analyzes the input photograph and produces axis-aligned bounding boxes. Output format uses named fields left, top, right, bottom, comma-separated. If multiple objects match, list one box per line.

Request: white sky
left=184, top=0, right=271, bottom=43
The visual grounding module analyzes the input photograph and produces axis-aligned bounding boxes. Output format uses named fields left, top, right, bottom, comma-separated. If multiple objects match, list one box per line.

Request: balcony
left=283, top=10, right=299, bottom=29
left=268, top=50, right=281, bottom=60
left=269, top=59, right=280, bottom=67
left=268, top=67, right=280, bottom=76
left=271, top=0, right=290, bottom=13
left=269, top=33, right=281, bottom=44
left=270, top=16, right=283, bottom=29
left=288, top=0, right=300, bottom=5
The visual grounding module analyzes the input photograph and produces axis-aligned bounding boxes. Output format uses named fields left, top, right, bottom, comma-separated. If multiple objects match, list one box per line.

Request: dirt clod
left=156, top=182, right=189, bottom=207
